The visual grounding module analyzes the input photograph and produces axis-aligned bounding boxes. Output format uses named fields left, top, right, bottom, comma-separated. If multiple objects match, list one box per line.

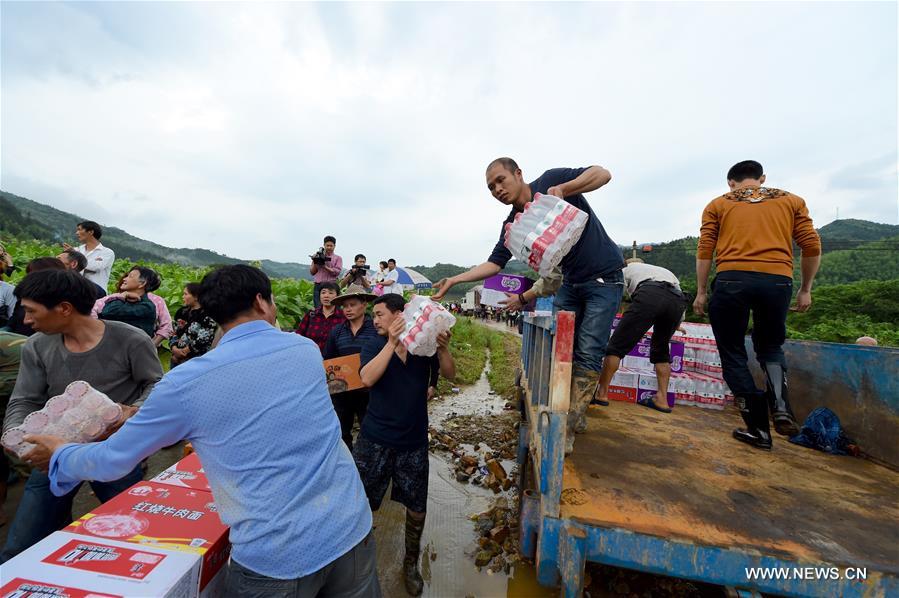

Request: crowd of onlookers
left=0, top=228, right=462, bottom=596
left=0, top=223, right=218, bottom=364
left=0, top=221, right=221, bottom=532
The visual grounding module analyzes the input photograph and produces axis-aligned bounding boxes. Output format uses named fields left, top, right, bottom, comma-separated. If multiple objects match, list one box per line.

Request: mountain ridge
left=4, top=191, right=897, bottom=286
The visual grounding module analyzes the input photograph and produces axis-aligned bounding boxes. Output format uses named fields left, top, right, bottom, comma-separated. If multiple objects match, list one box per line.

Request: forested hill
left=3, top=190, right=896, bottom=286
left=1, top=191, right=311, bottom=279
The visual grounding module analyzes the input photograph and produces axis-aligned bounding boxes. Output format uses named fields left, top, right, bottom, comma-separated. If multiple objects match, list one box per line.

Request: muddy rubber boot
left=574, top=414, right=588, bottom=435
left=763, top=362, right=799, bottom=437
left=565, top=368, right=601, bottom=455
left=403, top=512, right=425, bottom=596
left=733, top=394, right=772, bottom=450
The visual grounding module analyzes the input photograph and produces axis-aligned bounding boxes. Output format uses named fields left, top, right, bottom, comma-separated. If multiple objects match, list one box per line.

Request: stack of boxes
left=607, top=318, right=734, bottom=410
left=1, top=453, right=229, bottom=598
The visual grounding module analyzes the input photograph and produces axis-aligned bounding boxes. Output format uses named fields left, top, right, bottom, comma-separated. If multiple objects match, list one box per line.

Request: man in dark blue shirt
left=323, top=285, right=378, bottom=451
left=356, top=294, right=455, bottom=596
left=433, top=157, right=624, bottom=455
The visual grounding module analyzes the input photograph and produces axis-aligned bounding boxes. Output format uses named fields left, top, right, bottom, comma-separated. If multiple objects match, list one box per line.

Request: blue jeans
left=708, top=271, right=793, bottom=397
left=0, top=465, right=144, bottom=563
left=225, top=530, right=381, bottom=598
left=554, top=271, right=624, bottom=372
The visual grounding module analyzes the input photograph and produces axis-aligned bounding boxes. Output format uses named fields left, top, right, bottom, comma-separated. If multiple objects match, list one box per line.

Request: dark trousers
left=332, top=390, right=369, bottom=451
left=708, top=271, right=793, bottom=398
left=224, top=530, right=381, bottom=598
left=607, top=283, right=687, bottom=362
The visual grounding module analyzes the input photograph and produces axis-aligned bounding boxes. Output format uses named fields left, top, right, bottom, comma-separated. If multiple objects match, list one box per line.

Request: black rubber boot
left=403, top=511, right=425, bottom=596
left=763, top=362, right=800, bottom=437
left=733, top=394, right=772, bottom=450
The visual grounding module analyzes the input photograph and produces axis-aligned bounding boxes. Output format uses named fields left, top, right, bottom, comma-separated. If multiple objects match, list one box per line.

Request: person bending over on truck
left=355, top=293, right=455, bottom=596
left=433, top=157, right=623, bottom=455
left=595, top=259, right=688, bottom=414
left=22, top=265, right=381, bottom=596
left=693, top=160, right=821, bottom=450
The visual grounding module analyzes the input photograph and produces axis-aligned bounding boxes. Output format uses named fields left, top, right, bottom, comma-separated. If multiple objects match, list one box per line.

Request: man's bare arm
left=693, top=258, right=713, bottom=316
left=432, top=262, right=501, bottom=301
left=547, top=165, right=611, bottom=198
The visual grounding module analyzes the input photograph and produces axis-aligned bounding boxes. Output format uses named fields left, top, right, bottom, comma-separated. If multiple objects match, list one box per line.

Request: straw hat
left=332, top=284, right=377, bottom=306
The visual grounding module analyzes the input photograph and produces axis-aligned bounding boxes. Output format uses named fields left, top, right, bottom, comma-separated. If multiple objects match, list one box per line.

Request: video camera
left=350, top=264, right=371, bottom=273
left=310, top=247, right=332, bottom=266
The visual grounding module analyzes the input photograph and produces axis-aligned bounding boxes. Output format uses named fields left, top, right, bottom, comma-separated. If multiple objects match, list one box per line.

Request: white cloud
left=2, top=1, right=896, bottom=268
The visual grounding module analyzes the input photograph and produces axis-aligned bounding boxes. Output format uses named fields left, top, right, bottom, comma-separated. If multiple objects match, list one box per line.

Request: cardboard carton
left=0, top=532, right=200, bottom=598
left=621, top=340, right=685, bottom=373
left=608, top=367, right=638, bottom=402
left=152, top=453, right=211, bottom=493
left=481, top=274, right=534, bottom=308
left=322, top=354, right=364, bottom=395
left=64, top=482, right=229, bottom=593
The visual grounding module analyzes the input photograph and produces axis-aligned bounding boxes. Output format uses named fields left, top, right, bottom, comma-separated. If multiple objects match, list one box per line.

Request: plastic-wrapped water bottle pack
left=503, top=193, right=589, bottom=276
left=400, top=296, right=457, bottom=356
left=1, top=381, right=123, bottom=458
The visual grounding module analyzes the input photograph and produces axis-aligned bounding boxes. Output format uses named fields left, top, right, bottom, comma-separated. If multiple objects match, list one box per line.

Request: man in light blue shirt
left=27, top=265, right=380, bottom=597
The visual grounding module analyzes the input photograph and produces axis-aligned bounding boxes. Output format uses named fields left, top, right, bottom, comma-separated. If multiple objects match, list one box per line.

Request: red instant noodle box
left=63, top=481, right=229, bottom=593
left=152, top=453, right=212, bottom=493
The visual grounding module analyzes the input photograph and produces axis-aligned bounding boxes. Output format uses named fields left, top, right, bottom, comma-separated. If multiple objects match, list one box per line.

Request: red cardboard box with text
left=152, top=453, right=212, bottom=493
left=0, top=531, right=200, bottom=598
left=63, top=481, right=229, bottom=593
left=608, top=367, right=638, bottom=402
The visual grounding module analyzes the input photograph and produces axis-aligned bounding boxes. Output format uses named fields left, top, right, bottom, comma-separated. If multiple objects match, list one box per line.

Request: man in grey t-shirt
left=0, top=270, right=163, bottom=562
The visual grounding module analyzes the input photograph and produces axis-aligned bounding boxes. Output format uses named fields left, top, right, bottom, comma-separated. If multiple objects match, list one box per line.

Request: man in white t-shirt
left=595, top=259, right=687, bottom=413
left=382, top=259, right=402, bottom=295
left=63, top=221, right=115, bottom=292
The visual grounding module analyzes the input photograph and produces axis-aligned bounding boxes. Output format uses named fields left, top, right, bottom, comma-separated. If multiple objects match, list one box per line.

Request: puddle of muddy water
left=371, top=353, right=554, bottom=598
left=429, top=350, right=508, bottom=423
left=371, top=337, right=723, bottom=598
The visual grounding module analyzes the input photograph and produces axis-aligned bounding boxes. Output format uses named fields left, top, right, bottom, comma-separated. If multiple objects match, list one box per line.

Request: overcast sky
left=2, top=1, right=897, bottom=267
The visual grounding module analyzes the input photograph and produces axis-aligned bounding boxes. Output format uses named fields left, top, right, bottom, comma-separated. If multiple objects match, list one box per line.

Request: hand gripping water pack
left=399, top=296, right=457, bottom=357
left=503, top=193, right=589, bottom=277
left=1, top=381, right=123, bottom=458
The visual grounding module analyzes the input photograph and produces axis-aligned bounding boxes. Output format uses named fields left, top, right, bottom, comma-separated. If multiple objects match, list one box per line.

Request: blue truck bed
left=517, top=313, right=899, bottom=597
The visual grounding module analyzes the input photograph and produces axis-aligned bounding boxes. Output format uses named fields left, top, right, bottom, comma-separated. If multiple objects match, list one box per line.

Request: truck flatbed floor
left=562, top=401, right=899, bottom=575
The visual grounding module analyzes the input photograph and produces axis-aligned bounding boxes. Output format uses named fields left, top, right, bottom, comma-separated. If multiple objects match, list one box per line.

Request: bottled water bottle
left=503, top=193, right=589, bottom=276
left=1, top=381, right=125, bottom=457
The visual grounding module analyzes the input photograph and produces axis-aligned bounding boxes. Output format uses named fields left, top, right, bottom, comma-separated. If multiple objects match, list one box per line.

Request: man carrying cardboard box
left=324, top=284, right=379, bottom=451
left=24, top=265, right=381, bottom=597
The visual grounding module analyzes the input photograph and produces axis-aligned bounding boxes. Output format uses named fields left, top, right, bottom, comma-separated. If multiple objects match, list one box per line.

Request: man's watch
left=518, top=293, right=527, bottom=306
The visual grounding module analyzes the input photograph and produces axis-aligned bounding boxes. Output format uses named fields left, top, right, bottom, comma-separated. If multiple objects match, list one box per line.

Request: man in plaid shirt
left=294, top=282, right=346, bottom=353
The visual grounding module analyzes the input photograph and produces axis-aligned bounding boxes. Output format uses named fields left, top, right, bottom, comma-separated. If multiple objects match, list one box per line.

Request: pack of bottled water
left=503, top=193, right=589, bottom=276
left=400, top=296, right=457, bottom=356
left=1, top=381, right=123, bottom=458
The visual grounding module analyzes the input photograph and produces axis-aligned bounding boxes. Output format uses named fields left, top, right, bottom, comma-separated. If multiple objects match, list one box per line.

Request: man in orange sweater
left=694, top=160, right=821, bottom=450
